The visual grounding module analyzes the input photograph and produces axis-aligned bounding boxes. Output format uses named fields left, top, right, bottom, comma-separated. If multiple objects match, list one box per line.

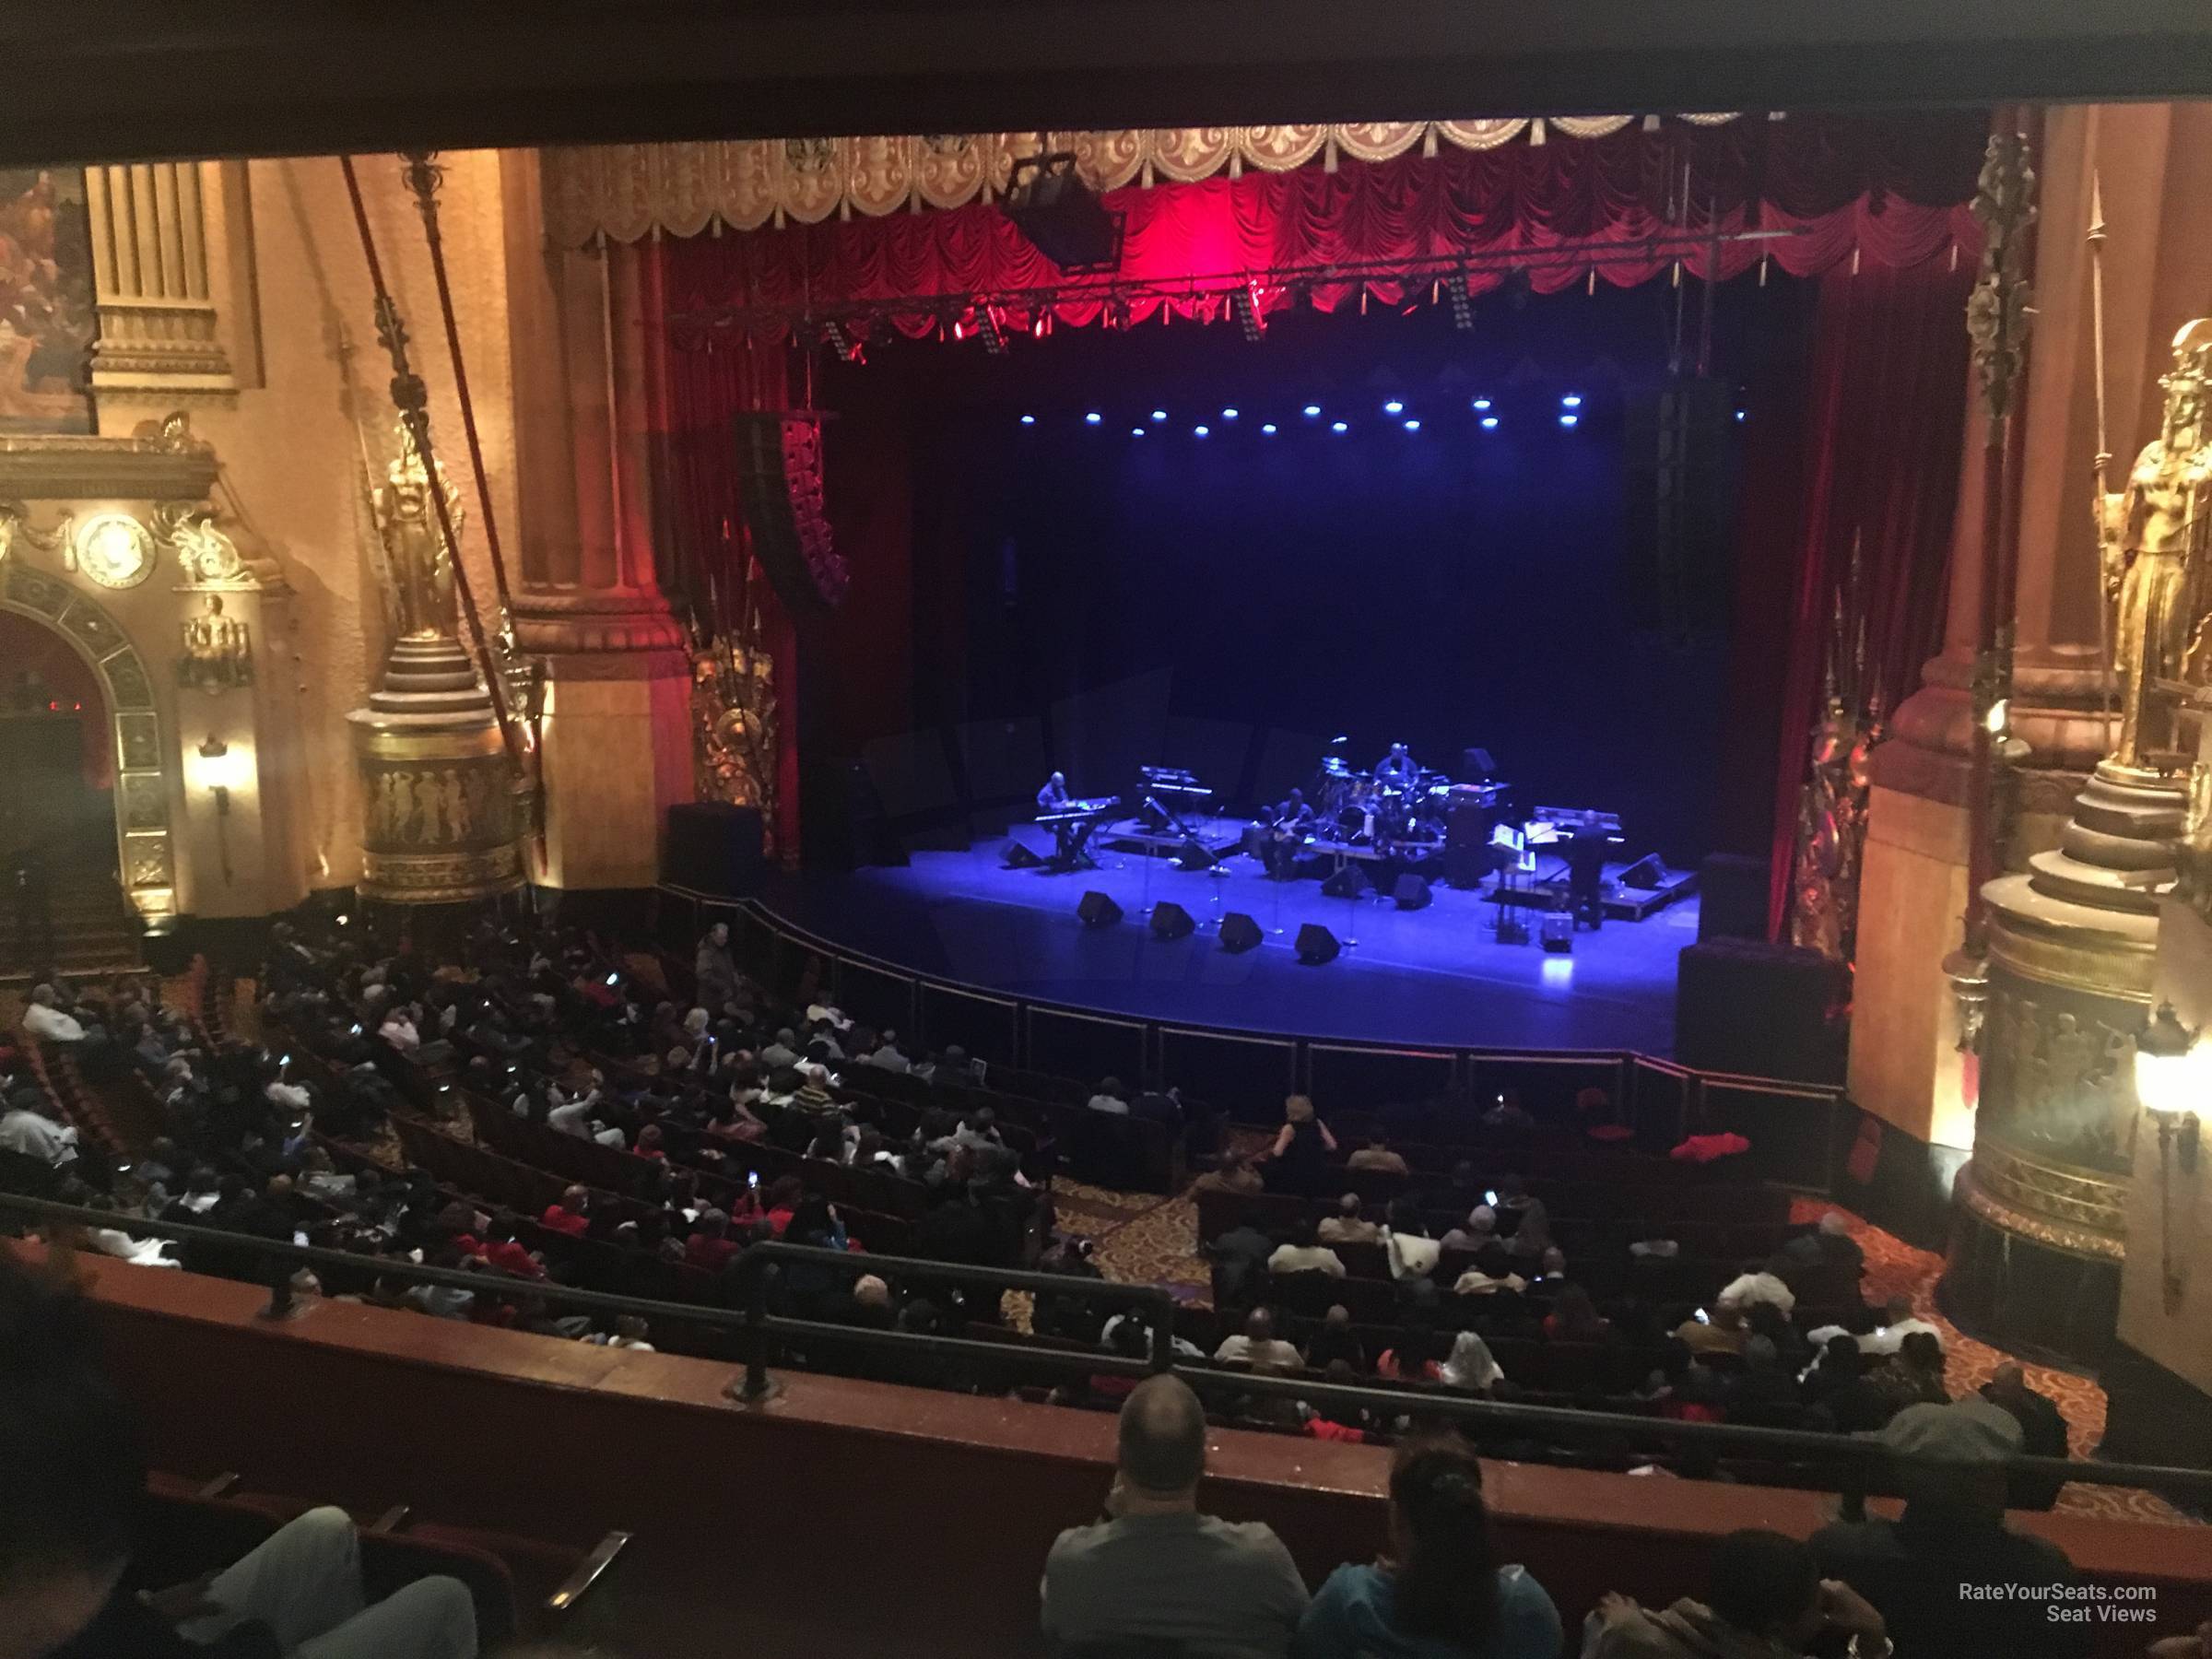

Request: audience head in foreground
left=1041, top=1374, right=1310, bottom=1657
left=0, top=1253, right=477, bottom=1659
left=1585, top=1529, right=1888, bottom=1659
left=1294, top=1437, right=1562, bottom=1659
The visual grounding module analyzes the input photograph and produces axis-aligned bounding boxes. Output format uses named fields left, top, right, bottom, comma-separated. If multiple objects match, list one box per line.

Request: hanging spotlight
left=1559, top=413, right=1579, bottom=429
left=1560, top=394, right=1583, bottom=408
left=1382, top=399, right=1405, bottom=416
left=1449, top=277, right=1476, bottom=332
left=1480, top=416, right=1500, bottom=430
left=1232, top=281, right=1266, bottom=343
left=1331, top=420, right=1349, bottom=434
left=1472, top=397, right=1492, bottom=411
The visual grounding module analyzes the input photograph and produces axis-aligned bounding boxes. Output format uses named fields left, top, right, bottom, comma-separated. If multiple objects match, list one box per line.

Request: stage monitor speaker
left=1219, top=912, right=1264, bottom=953
left=664, top=803, right=766, bottom=898
left=1077, top=891, right=1124, bottom=928
left=1003, top=842, right=1045, bottom=870
left=1173, top=841, right=1217, bottom=872
left=1698, top=853, right=1770, bottom=941
left=1619, top=854, right=1667, bottom=890
left=1393, top=874, right=1432, bottom=911
left=1676, top=938, right=1848, bottom=1084
left=1321, top=865, right=1370, bottom=900
left=1295, top=924, right=1342, bottom=965
left=1541, top=912, right=1574, bottom=952
left=1150, top=900, right=1195, bottom=941
left=731, top=413, right=850, bottom=617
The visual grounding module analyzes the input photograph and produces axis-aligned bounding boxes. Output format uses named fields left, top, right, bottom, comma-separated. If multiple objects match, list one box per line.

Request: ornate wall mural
left=0, top=169, right=96, bottom=433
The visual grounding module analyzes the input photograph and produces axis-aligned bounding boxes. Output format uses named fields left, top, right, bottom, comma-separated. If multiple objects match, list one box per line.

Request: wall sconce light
left=2136, top=1002, right=2201, bottom=1312
left=2136, top=1003, right=2202, bottom=1174
left=196, top=733, right=245, bottom=885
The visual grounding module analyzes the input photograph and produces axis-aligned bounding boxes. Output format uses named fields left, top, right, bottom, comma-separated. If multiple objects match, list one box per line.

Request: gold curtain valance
left=543, top=115, right=1747, bottom=247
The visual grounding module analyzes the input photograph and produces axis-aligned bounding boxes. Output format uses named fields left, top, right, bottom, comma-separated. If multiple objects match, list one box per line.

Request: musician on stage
left=1375, top=742, right=1418, bottom=788
left=1563, top=810, right=1611, bottom=932
left=1036, top=771, right=1070, bottom=814
left=1264, top=788, right=1314, bottom=879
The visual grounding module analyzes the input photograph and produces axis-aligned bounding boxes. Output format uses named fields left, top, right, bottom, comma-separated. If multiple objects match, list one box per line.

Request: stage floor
left=764, top=834, right=1695, bottom=1053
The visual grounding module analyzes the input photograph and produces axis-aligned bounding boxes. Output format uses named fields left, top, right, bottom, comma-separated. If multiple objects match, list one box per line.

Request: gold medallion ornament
left=68, top=511, right=155, bottom=588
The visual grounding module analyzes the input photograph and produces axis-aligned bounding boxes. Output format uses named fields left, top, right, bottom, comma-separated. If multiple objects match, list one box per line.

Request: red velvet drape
left=1722, top=259, right=1976, bottom=936
left=656, top=114, right=1988, bottom=336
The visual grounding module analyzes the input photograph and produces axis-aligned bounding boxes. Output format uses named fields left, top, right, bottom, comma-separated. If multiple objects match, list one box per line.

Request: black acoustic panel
left=1150, top=900, right=1195, bottom=940
left=1306, top=1042, right=1454, bottom=1116
left=1675, top=938, right=1848, bottom=1084
left=663, top=802, right=766, bottom=898
left=1077, top=890, right=1124, bottom=928
left=1294, top=923, right=1341, bottom=964
left=1218, top=912, right=1263, bottom=954
left=1320, top=865, right=1369, bottom=900
left=1159, top=1026, right=1298, bottom=1123
left=1026, top=1006, right=1147, bottom=1089
left=1698, top=853, right=1769, bottom=940
left=1392, top=874, right=1431, bottom=911
left=1700, top=1077, right=1843, bottom=1193
left=916, top=982, right=1019, bottom=1067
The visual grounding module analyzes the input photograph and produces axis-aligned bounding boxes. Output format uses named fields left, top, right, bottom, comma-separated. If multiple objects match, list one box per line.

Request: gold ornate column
left=508, top=151, right=692, bottom=891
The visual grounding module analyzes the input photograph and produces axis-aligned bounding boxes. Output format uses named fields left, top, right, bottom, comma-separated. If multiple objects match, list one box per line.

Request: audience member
left=1980, top=1361, right=2070, bottom=1509
left=1813, top=1397, right=2088, bottom=1657
left=1586, top=1529, right=1887, bottom=1659
left=1216, top=1307, right=1305, bottom=1374
left=1440, top=1330, right=1503, bottom=1394
left=1293, top=1438, right=1560, bottom=1659
left=1268, top=1218, right=1347, bottom=1279
left=1347, top=1135, right=1409, bottom=1176
left=1317, top=1193, right=1379, bottom=1246
left=1040, top=1374, right=1310, bottom=1655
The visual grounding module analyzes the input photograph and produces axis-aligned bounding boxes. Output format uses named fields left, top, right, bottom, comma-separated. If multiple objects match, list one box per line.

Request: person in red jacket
left=684, top=1207, right=742, bottom=1272
left=539, top=1184, right=591, bottom=1238
left=454, top=1214, right=547, bottom=1280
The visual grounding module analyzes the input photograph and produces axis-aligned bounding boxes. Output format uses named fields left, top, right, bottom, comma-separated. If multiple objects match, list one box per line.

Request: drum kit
left=1314, top=755, right=1455, bottom=855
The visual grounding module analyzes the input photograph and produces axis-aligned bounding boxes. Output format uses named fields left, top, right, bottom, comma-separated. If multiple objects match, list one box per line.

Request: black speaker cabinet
left=1077, top=891, right=1124, bottom=928
left=1173, top=841, right=1217, bottom=872
left=1619, top=853, right=1667, bottom=890
left=1295, top=924, right=1341, bottom=965
left=1219, top=912, right=1263, bottom=953
left=1150, top=900, right=1195, bottom=940
left=1320, top=865, right=1370, bottom=900
left=1698, top=853, right=1770, bottom=941
left=1003, top=842, right=1045, bottom=870
left=1676, top=937, right=1849, bottom=1084
left=1392, top=874, right=1432, bottom=911
left=664, top=803, right=766, bottom=898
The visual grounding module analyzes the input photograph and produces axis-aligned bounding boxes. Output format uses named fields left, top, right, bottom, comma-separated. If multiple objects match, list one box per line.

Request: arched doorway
left=0, top=597, right=161, bottom=976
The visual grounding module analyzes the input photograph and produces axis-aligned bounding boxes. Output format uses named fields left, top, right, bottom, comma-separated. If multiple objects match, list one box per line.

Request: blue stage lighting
left=1330, top=420, right=1349, bottom=434
left=1151, top=409, right=1168, bottom=422
left=1131, top=427, right=1146, bottom=437
left=1402, top=418, right=1421, bottom=432
left=1194, top=425, right=1210, bottom=438
left=1220, top=406, right=1239, bottom=420
left=1019, top=414, right=1035, bottom=426
left=1085, top=411, right=1102, bottom=425
left=1382, top=399, right=1404, bottom=415
left=1472, top=397, right=1492, bottom=411
left=1561, top=394, right=1583, bottom=408
left=1302, top=404, right=1322, bottom=418
left=1735, top=409, right=1747, bottom=422
left=1479, top=416, right=1500, bottom=430
left=1559, top=413, right=1579, bottom=429
left=1261, top=423, right=1278, bottom=435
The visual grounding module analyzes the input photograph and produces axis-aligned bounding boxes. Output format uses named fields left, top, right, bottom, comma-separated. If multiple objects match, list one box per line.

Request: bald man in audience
left=1041, top=1374, right=1309, bottom=1655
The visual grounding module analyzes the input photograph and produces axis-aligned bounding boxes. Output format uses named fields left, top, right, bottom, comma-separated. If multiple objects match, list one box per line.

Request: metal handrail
left=8, top=1192, right=2211, bottom=1507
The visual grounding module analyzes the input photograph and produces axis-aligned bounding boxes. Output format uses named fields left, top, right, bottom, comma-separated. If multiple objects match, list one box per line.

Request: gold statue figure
left=371, top=420, right=465, bottom=641
left=2100, top=321, right=2212, bottom=771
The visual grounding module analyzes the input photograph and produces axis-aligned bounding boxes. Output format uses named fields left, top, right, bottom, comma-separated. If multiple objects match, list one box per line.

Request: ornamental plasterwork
left=543, top=114, right=1748, bottom=244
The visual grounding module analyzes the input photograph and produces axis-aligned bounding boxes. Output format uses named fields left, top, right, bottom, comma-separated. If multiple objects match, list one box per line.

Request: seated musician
left=1374, top=741, right=1418, bottom=788
left=1036, top=771, right=1071, bottom=815
left=1265, top=788, right=1313, bottom=878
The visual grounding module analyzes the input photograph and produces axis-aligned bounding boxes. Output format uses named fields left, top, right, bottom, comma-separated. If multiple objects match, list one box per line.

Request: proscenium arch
left=0, top=562, right=175, bottom=921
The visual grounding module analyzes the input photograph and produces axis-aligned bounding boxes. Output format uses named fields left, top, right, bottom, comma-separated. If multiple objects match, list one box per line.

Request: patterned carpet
left=1047, top=1175, right=2199, bottom=1527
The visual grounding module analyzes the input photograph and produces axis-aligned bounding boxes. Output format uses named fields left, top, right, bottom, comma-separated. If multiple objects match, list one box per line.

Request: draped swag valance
left=542, top=114, right=1753, bottom=245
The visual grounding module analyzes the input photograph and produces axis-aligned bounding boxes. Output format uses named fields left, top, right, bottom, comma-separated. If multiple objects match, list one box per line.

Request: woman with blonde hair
left=1265, top=1094, right=1337, bottom=1197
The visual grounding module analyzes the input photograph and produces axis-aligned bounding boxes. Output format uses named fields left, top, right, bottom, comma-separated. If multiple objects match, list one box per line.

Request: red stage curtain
left=657, top=113, right=1988, bottom=337
left=1720, top=258, right=1975, bottom=936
